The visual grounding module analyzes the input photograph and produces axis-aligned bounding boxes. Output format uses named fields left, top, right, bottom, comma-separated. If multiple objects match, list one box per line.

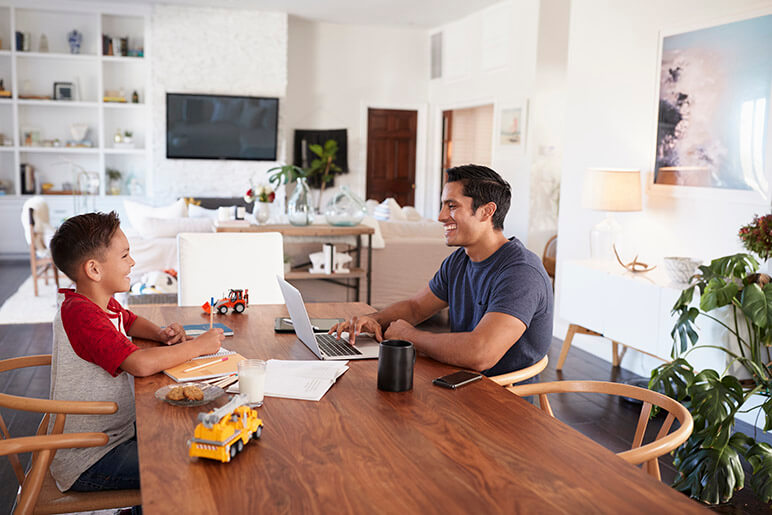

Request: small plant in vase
left=244, top=184, right=275, bottom=224
left=106, top=168, right=122, bottom=195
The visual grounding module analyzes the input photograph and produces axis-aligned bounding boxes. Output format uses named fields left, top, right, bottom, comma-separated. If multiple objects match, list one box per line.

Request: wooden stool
left=556, top=324, right=622, bottom=371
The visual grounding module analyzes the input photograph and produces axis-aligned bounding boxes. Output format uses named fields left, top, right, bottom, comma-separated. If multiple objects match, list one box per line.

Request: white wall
left=284, top=17, right=428, bottom=211
left=427, top=0, right=541, bottom=242
left=556, top=0, right=772, bottom=372
left=150, top=5, right=288, bottom=201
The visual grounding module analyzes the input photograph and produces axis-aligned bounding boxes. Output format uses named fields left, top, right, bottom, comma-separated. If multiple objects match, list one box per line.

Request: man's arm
left=330, top=286, right=448, bottom=344
left=385, top=312, right=526, bottom=372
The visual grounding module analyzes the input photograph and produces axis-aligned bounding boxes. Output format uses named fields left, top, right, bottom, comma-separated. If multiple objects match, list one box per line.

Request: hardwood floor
left=0, top=259, right=768, bottom=513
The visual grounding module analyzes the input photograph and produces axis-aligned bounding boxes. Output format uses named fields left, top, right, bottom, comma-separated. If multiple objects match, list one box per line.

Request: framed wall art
left=652, top=13, right=772, bottom=196
left=498, top=103, right=527, bottom=147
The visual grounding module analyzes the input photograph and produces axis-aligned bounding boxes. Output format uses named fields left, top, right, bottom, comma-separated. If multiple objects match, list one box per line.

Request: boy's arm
left=120, top=328, right=224, bottom=377
left=127, top=316, right=187, bottom=345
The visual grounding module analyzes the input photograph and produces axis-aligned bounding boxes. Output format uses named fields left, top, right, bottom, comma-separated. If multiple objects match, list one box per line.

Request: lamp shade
left=582, top=168, right=642, bottom=212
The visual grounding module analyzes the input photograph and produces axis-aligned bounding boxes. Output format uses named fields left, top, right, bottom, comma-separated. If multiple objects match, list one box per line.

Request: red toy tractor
left=202, top=289, right=249, bottom=315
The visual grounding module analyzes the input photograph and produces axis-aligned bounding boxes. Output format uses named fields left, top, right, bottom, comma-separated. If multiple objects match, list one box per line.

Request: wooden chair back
left=508, top=380, right=693, bottom=480
left=542, top=235, right=556, bottom=287
left=488, top=355, right=549, bottom=387
left=0, top=355, right=141, bottom=514
left=27, top=207, right=60, bottom=297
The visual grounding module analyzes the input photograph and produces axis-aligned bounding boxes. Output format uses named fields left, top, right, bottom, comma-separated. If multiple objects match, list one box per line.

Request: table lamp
left=582, top=168, right=642, bottom=260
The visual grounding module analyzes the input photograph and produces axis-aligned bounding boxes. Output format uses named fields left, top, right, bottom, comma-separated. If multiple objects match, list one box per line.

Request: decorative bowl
left=663, top=257, right=702, bottom=284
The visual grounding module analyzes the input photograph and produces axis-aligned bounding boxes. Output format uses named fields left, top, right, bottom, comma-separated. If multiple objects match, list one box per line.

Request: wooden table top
left=132, top=303, right=706, bottom=515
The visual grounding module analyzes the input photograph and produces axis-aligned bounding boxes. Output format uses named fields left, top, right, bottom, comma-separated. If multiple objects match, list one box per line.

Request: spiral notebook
left=163, top=350, right=245, bottom=382
left=183, top=323, right=233, bottom=336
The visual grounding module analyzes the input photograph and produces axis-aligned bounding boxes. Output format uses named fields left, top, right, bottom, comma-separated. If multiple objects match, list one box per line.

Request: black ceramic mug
left=377, top=339, right=416, bottom=392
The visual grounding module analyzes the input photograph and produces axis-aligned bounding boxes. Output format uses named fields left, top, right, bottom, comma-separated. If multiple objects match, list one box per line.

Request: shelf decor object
left=324, top=185, right=366, bottom=227
left=287, top=177, right=314, bottom=226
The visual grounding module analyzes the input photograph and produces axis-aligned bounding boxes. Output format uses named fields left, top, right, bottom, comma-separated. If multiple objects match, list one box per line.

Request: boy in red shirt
left=48, top=211, right=223, bottom=495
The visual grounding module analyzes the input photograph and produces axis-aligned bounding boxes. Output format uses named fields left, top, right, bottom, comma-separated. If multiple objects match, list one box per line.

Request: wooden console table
left=216, top=223, right=374, bottom=304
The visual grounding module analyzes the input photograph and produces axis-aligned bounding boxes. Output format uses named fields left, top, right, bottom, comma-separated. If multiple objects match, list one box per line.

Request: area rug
left=0, top=276, right=63, bottom=324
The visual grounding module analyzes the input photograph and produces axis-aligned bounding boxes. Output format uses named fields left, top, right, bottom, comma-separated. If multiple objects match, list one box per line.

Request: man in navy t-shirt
left=330, top=164, right=553, bottom=377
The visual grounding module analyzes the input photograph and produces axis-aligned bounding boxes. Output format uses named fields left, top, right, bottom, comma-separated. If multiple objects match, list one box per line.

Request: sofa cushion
left=188, top=204, right=219, bottom=219
left=124, top=198, right=188, bottom=234
left=137, top=217, right=214, bottom=239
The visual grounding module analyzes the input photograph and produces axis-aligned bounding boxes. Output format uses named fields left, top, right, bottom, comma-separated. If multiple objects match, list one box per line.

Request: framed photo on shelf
left=496, top=101, right=528, bottom=148
left=22, top=127, right=41, bottom=147
left=54, top=82, right=75, bottom=101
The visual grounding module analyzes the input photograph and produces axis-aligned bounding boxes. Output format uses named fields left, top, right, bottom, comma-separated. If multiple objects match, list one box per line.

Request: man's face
left=99, top=228, right=135, bottom=293
left=438, top=181, right=488, bottom=247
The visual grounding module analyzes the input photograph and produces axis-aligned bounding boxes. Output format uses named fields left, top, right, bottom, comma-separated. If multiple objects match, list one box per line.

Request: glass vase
left=255, top=201, right=271, bottom=224
left=287, top=177, right=314, bottom=226
left=325, top=186, right=366, bottom=226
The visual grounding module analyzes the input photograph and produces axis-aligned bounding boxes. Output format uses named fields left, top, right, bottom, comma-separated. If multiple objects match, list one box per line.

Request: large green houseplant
left=304, top=139, right=342, bottom=209
left=650, top=250, right=772, bottom=505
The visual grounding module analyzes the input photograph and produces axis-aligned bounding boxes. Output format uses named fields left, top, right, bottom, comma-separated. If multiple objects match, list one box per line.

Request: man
left=330, top=164, right=553, bottom=377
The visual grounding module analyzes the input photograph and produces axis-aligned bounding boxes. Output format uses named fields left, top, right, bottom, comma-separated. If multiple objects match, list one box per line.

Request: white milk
left=238, top=360, right=266, bottom=406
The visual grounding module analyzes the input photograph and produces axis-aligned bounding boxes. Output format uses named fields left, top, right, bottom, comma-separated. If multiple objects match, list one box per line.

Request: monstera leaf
left=741, top=282, right=772, bottom=329
left=649, top=358, right=694, bottom=401
left=746, top=442, right=772, bottom=503
left=689, top=371, right=744, bottom=448
left=701, top=278, right=740, bottom=312
left=672, top=434, right=746, bottom=504
left=702, top=254, right=759, bottom=282
left=670, top=307, right=700, bottom=356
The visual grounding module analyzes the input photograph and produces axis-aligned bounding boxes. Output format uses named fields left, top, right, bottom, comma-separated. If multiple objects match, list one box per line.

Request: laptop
left=277, top=277, right=380, bottom=360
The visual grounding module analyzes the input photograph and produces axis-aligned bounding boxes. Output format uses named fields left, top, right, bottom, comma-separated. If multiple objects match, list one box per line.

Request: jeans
left=69, top=435, right=140, bottom=492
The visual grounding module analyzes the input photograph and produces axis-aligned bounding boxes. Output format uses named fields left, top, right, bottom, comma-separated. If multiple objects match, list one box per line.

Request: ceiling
left=85, top=0, right=504, bottom=27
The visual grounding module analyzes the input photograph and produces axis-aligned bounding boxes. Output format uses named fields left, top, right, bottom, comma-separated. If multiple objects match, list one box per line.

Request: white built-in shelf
left=103, top=102, right=146, bottom=109
left=0, top=147, right=14, bottom=152
left=101, top=55, right=144, bottom=63
left=0, top=99, right=12, bottom=104
left=0, top=50, right=11, bottom=57
left=104, top=148, right=145, bottom=155
left=20, top=146, right=99, bottom=154
left=15, top=51, right=98, bottom=62
left=17, top=100, right=99, bottom=108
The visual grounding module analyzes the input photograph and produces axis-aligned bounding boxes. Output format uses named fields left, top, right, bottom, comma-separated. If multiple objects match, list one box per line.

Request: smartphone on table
left=432, top=370, right=483, bottom=389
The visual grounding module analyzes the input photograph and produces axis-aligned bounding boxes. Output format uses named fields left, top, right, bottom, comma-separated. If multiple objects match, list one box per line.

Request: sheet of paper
left=226, top=359, right=349, bottom=401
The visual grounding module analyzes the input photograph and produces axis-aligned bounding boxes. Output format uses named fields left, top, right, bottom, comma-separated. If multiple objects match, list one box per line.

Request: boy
left=48, top=211, right=223, bottom=493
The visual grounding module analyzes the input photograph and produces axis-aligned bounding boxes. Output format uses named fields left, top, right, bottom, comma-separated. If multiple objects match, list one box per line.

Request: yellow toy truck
left=189, top=394, right=263, bottom=463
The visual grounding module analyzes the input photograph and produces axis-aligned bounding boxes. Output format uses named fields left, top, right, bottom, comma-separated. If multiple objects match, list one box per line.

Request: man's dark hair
left=50, top=211, right=122, bottom=281
left=445, top=164, right=511, bottom=231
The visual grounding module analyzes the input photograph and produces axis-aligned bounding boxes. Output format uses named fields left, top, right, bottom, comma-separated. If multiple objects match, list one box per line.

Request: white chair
left=177, top=232, right=285, bottom=306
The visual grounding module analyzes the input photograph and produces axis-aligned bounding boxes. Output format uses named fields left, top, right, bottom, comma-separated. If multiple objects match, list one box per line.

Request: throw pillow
left=402, top=206, right=423, bottom=222
left=124, top=198, right=188, bottom=232
left=374, top=198, right=406, bottom=221
left=137, top=217, right=214, bottom=239
left=188, top=204, right=219, bottom=219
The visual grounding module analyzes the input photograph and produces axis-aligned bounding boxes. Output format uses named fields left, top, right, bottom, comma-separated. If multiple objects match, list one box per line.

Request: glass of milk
left=238, top=359, right=266, bottom=407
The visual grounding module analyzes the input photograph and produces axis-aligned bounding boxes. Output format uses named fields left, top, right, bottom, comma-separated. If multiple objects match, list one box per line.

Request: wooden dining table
left=132, top=303, right=706, bottom=514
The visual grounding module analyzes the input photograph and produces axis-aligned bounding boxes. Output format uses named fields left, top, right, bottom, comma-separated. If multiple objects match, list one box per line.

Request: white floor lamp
left=582, top=168, right=642, bottom=261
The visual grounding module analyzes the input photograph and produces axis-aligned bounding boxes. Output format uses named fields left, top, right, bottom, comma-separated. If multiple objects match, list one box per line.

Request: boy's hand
left=159, top=323, right=188, bottom=345
left=195, top=328, right=225, bottom=355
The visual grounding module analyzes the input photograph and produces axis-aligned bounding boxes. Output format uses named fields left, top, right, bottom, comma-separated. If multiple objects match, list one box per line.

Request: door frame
left=427, top=97, right=498, bottom=217
left=359, top=101, right=428, bottom=214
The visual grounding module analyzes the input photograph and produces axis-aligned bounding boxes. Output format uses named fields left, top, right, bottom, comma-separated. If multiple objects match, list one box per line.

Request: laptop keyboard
left=315, top=333, right=362, bottom=356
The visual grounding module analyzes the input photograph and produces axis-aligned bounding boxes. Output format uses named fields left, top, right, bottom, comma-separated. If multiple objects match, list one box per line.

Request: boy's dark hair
left=445, top=164, right=511, bottom=231
left=50, top=211, right=122, bottom=281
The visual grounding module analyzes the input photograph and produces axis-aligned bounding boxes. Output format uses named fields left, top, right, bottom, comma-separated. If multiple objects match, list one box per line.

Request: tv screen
left=166, top=93, right=278, bottom=160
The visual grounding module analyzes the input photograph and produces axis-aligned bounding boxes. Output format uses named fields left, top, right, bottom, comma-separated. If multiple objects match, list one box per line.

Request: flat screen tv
left=166, top=93, right=279, bottom=160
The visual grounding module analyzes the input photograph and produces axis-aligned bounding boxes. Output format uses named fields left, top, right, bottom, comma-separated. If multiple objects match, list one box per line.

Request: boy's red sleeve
left=61, top=299, right=138, bottom=377
left=108, top=297, right=138, bottom=332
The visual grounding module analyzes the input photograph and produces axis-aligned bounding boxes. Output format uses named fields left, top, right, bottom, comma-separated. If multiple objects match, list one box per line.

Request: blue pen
left=209, top=297, right=214, bottom=329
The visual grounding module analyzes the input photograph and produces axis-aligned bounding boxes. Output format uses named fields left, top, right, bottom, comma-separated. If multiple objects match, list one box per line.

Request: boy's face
left=98, top=228, right=135, bottom=293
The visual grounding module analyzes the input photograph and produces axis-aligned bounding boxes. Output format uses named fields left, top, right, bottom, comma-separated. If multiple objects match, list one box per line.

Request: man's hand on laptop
left=329, top=316, right=383, bottom=345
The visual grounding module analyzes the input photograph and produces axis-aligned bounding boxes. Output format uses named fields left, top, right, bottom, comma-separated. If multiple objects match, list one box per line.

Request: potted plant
left=267, top=164, right=306, bottom=189
left=305, top=139, right=342, bottom=210
left=106, top=168, right=122, bottom=195
left=650, top=220, right=772, bottom=504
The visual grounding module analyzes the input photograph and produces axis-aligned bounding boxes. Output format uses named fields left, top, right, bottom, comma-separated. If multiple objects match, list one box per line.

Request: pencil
left=183, top=356, right=228, bottom=373
left=209, top=297, right=214, bottom=329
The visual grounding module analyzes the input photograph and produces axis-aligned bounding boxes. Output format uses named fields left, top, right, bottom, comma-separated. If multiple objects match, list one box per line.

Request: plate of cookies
left=155, top=383, right=225, bottom=407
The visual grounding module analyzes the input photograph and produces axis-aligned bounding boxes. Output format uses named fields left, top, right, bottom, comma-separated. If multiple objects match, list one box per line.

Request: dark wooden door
left=366, top=108, right=417, bottom=206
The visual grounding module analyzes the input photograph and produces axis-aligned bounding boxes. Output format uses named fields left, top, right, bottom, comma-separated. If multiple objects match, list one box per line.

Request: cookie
left=183, top=385, right=204, bottom=401
left=166, top=386, right=185, bottom=401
